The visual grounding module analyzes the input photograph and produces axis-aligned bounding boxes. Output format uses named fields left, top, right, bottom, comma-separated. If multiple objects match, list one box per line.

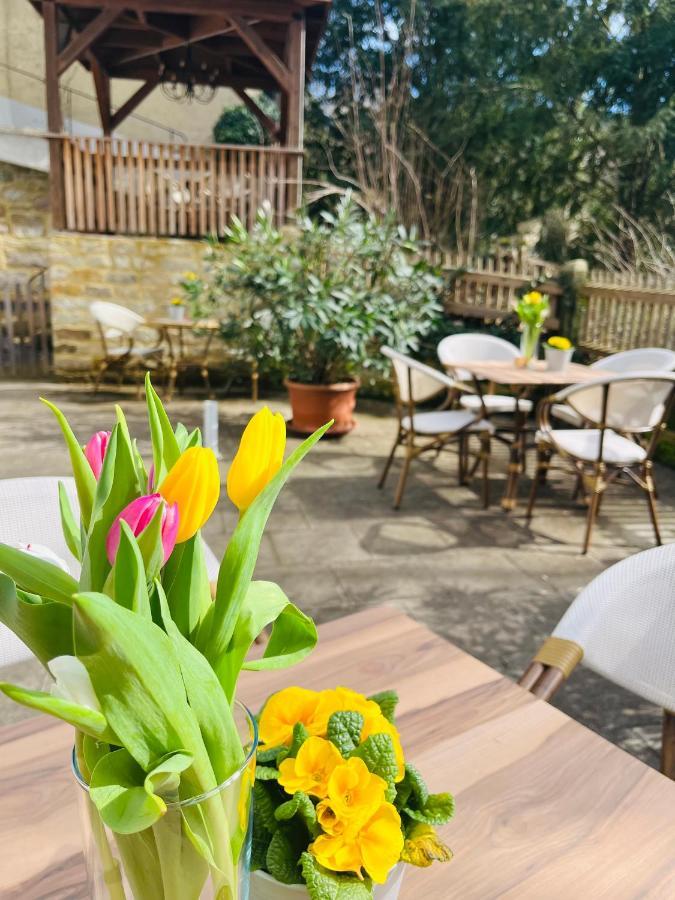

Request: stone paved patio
left=1, top=380, right=674, bottom=770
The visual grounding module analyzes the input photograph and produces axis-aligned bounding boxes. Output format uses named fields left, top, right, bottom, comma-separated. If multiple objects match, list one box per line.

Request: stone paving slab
left=1, top=380, right=673, bottom=771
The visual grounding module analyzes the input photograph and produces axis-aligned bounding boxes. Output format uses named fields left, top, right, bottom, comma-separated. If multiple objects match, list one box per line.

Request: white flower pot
left=250, top=864, right=405, bottom=899
left=169, top=305, right=186, bottom=321
left=545, top=345, right=574, bottom=372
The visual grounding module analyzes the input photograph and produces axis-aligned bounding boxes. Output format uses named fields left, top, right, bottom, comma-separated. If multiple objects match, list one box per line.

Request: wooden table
left=148, top=317, right=220, bottom=402
left=455, top=360, right=611, bottom=510
left=2, top=606, right=674, bottom=898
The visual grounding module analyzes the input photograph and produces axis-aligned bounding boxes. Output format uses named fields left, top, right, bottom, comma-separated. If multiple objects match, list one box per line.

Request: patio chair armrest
left=518, top=636, right=583, bottom=700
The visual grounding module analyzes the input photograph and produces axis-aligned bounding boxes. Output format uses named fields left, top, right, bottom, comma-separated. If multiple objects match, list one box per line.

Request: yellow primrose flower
left=278, top=737, right=343, bottom=798
left=312, top=687, right=381, bottom=735
left=326, top=757, right=387, bottom=825
left=159, top=447, right=220, bottom=543
left=170, top=296, right=184, bottom=306
left=401, top=823, right=453, bottom=868
left=316, top=800, right=344, bottom=836
left=310, top=832, right=363, bottom=878
left=358, top=803, right=404, bottom=884
left=258, top=687, right=321, bottom=747
left=547, top=335, right=572, bottom=351
left=227, top=407, right=286, bottom=512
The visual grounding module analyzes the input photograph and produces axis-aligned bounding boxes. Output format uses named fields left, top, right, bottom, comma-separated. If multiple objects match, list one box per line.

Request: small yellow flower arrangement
left=170, top=296, right=185, bottom=306
left=253, top=685, right=454, bottom=895
left=547, top=335, right=573, bottom=351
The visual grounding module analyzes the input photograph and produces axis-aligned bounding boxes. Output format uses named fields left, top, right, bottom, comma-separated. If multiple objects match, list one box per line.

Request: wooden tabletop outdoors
left=1, top=606, right=675, bottom=899
left=148, top=317, right=220, bottom=330
left=454, top=359, right=611, bottom=386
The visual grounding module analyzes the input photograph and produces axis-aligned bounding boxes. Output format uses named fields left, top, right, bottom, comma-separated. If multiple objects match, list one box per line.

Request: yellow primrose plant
left=546, top=335, right=573, bottom=351
left=252, top=685, right=454, bottom=896
left=0, top=376, right=330, bottom=899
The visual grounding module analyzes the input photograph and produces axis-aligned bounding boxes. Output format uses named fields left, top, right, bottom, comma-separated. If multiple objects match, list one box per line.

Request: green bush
left=187, top=196, right=443, bottom=384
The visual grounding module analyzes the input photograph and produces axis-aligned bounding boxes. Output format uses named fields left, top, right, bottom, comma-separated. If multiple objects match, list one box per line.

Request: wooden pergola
left=33, top=0, right=331, bottom=231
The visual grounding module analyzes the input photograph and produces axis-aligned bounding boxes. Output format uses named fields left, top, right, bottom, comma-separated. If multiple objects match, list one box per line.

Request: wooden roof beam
left=55, top=0, right=300, bottom=22
left=233, top=87, right=280, bottom=138
left=228, top=16, right=290, bottom=92
left=88, top=53, right=112, bottom=134
left=57, top=8, right=121, bottom=75
left=109, top=76, right=158, bottom=130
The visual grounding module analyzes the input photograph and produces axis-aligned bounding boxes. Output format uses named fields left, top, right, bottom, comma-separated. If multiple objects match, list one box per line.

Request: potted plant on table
left=514, top=291, right=550, bottom=366
left=183, top=196, right=443, bottom=435
left=168, top=296, right=186, bottom=321
left=0, top=377, right=328, bottom=899
left=544, top=335, right=574, bottom=371
left=249, top=685, right=454, bottom=899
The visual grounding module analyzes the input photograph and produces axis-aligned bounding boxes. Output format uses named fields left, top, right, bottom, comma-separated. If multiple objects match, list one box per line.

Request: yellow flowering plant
left=547, top=335, right=573, bottom=351
left=253, top=685, right=454, bottom=896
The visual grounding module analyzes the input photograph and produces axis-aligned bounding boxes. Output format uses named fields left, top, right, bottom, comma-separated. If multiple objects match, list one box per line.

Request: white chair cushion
left=403, top=410, right=495, bottom=435
left=550, top=402, right=583, bottom=427
left=460, top=394, right=533, bottom=414
left=536, top=429, right=647, bottom=465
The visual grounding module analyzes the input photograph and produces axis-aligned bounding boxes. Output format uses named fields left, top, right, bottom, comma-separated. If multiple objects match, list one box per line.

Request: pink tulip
left=84, top=431, right=111, bottom=480
left=106, top=493, right=179, bottom=566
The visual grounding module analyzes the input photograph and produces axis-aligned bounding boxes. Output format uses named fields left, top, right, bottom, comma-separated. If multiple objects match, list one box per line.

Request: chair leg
left=582, top=465, right=605, bottom=555
left=457, top=434, right=466, bottom=485
left=393, top=441, right=414, bottom=510
left=92, top=360, right=108, bottom=394
left=526, top=446, right=547, bottom=519
left=644, top=462, right=662, bottom=546
left=662, top=710, right=675, bottom=780
left=378, top=432, right=401, bottom=490
left=481, top=435, right=490, bottom=509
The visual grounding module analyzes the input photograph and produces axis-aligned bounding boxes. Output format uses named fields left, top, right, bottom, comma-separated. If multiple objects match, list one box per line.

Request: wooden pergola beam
left=55, top=0, right=301, bottom=22
left=109, top=77, right=158, bottom=131
left=57, top=8, right=121, bottom=75
left=233, top=87, right=279, bottom=138
left=228, top=15, right=290, bottom=92
left=89, top=53, right=112, bottom=134
left=43, top=0, right=65, bottom=229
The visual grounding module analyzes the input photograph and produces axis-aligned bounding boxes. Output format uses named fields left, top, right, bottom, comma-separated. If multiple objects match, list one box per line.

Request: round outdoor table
left=148, top=317, right=220, bottom=401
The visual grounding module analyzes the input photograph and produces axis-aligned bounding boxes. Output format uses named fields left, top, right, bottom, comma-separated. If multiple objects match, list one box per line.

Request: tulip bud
left=106, top=493, right=179, bottom=565
left=159, top=447, right=220, bottom=543
left=84, top=431, right=111, bottom=480
left=227, top=407, right=286, bottom=512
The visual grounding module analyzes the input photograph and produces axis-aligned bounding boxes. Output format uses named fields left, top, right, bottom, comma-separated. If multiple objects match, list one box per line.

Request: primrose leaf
left=251, top=815, right=273, bottom=871
left=257, top=745, right=284, bottom=765
left=255, top=765, right=280, bottom=781
left=40, top=397, right=96, bottom=528
left=275, top=792, right=318, bottom=836
left=0, top=545, right=78, bottom=605
left=0, top=574, right=73, bottom=666
left=253, top=782, right=279, bottom=833
left=266, top=829, right=302, bottom=885
left=90, top=748, right=166, bottom=834
left=327, top=711, right=364, bottom=756
left=58, top=481, right=82, bottom=562
left=301, top=852, right=373, bottom=900
left=278, top=722, right=310, bottom=765
left=198, top=421, right=332, bottom=682
left=401, top=763, right=429, bottom=810
left=368, top=690, right=399, bottom=724
left=0, top=681, right=112, bottom=740
left=349, top=733, right=398, bottom=800
left=404, top=792, right=455, bottom=826
left=145, top=373, right=181, bottom=486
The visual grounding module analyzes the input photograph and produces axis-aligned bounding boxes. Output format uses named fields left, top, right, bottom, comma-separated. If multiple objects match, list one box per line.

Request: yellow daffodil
left=310, top=832, right=363, bottom=878
left=326, top=758, right=387, bottom=825
left=159, top=446, right=220, bottom=543
left=358, top=803, right=404, bottom=883
left=547, top=335, right=572, bottom=351
left=278, top=737, right=343, bottom=798
left=258, top=687, right=322, bottom=747
left=401, top=823, right=453, bottom=868
left=227, top=407, right=286, bottom=512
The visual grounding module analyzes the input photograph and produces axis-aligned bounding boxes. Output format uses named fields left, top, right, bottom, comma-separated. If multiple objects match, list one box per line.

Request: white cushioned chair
left=379, top=347, right=494, bottom=509
left=527, top=372, right=675, bottom=553
left=519, top=542, right=675, bottom=779
left=90, top=301, right=163, bottom=394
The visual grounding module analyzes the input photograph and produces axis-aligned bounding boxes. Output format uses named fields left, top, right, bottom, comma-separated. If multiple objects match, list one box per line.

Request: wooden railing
left=60, top=136, right=302, bottom=237
left=0, top=269, right=51, bottom=376
left=577, top=271, right=675, bottom=353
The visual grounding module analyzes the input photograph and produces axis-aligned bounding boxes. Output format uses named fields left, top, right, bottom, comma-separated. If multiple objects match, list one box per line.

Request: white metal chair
left=437, top=333, right=533, bottom=415
left=551, top=347, right=675, bottom=426
left=90, top=301, right=163, bottom=394
left=379, top=347, right=495, bottom=509
left=528, top=372, right=675, bottom=553
left=519, top=543, right=675, bottom=779
left=0, top=476, right=221, bottom=667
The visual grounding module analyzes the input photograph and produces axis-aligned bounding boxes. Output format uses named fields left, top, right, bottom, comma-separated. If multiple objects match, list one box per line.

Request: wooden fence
left=60, top=136, right=302, bottom=238
left=0, top=270, right=51, bottom=376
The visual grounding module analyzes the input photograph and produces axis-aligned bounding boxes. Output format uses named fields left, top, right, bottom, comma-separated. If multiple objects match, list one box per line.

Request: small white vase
left=545, top=345, right=574, bottom=372
left=169, top=305, right=186, bottom=321
left=250, top=864, right=405, bottom=899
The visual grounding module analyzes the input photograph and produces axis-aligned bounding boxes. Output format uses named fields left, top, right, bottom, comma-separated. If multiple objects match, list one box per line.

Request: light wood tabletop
left=1, top=606, right=674, bottom=899
left=454, top=359, right=610, bottom=386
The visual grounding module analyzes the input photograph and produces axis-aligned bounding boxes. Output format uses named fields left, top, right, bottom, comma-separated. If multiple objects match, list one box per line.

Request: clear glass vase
left=73, top=701, right=257, bottom=900
left=519, top=323, right=542, bottom=366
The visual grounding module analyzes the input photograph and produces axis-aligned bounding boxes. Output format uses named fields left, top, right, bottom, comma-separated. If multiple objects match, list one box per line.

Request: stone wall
left=0, top=161, right=51, bottom=274
left=49, top=232, right=207, bottom=376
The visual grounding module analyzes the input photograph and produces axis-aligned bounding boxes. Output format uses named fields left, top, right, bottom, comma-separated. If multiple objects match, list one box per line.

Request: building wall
left=0, top=159, right=50, bottom=272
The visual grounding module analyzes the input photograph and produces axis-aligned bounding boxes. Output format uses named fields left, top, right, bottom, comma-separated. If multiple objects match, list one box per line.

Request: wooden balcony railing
left=60, top=136, right=302, bottom=238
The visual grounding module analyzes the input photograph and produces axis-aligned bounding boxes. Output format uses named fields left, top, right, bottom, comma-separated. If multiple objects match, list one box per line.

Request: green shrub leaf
left=404, top=792, right=455, bottom=826
left=327, top=711, right=364, bottom=756
left=266, top=829, right=302, bottom=885
left=253, top=781, right=279, bottom=833
left=401, top=763, right=429, bottom=809
left=256, top=765, right=280, bottom=781
left=301, top=852, right=373, bottom=899
left=275, top=791, right=318, bottom=836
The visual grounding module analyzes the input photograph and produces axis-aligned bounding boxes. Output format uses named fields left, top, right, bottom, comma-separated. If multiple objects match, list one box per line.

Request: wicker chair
left=90, top=301, right=163, bottom=394
left=379, top=347, right=494, bottom=509
left=527, top=372, right=675, bottom=553
left=519, top=543, right=675, bottom=779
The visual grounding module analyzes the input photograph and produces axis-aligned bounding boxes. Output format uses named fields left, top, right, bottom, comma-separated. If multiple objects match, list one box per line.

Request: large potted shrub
left=188, top=196, right=442, bottom=435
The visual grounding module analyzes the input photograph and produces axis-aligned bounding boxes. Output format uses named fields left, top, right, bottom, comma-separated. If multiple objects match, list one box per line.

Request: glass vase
left=73, top=701, right=257, bottom=900
left=519, top=323, right=542, bottom=366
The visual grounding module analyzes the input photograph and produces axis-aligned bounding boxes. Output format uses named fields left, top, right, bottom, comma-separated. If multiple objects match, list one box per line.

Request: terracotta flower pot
left=285, top=379, right=360, bottom=436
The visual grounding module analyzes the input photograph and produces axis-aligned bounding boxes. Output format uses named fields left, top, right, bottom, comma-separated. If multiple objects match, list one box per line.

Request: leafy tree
left=213, top=93, right=279, bottom=145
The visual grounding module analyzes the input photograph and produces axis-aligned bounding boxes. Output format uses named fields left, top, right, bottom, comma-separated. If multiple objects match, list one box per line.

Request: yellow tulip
left=159, top=446, right=220, bottom=543
left=258, top=686, right=322, bottom=747
left=278, top=736, right=343, bottom=798
left=227, top=407, right=286, bottom=512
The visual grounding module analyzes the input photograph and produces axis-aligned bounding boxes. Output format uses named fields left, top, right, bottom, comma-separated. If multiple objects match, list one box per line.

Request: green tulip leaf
left=134, top=503, right=166, bottom=585
left=160, top=535, right=211, bottom=640
left=0, top=544, right=78, bottom=605
left=144, top=750, right=194, bottom=799
left=90, top=748, right=167, bottom=834
left=145, top=373, right=180, bottom=486
left=111, top=522, right=151, bottom=617
left=58, top=481, right=82, bottom=562
left=40, top=397, right=96, bottom=528
left=0, top=573, right=73, bottom=666
left=0, top=681, right=113, bottom=740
